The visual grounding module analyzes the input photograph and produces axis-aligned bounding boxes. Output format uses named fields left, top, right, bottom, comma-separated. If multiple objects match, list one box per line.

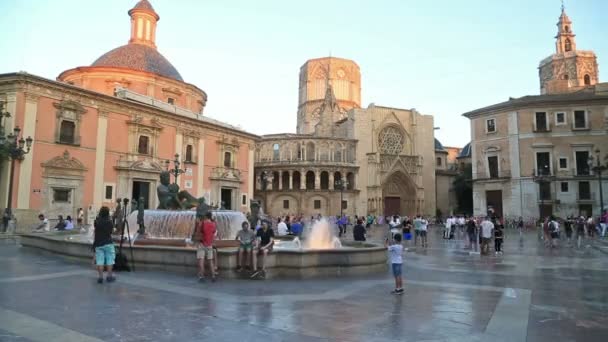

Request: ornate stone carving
left=378, top=126, right=404, bottom=155
left=42, top=150, right=87, bottom=170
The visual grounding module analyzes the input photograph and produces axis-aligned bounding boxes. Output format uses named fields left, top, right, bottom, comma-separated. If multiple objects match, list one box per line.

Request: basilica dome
left=91, top=44, right=183, bottom=81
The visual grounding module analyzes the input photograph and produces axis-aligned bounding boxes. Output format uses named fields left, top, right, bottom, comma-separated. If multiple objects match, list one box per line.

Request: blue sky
left=0, top=0, right=606, bottom=147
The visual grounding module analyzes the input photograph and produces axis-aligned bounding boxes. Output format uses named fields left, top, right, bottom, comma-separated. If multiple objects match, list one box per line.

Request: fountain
left=20, top=171, right=388, bottom=278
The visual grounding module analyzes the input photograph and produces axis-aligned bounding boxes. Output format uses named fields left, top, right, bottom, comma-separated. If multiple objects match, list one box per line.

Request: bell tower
left=538, top=3, right=599, bottom=94
left=128, top=0, right=160, bottom=49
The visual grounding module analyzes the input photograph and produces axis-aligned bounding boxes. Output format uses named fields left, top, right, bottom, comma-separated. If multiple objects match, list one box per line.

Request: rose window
left=378, top=127, right=404, bottom=155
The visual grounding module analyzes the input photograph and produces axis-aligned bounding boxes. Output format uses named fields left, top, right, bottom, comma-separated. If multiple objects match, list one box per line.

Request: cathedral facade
left=255, top=57, right=437, bottom=217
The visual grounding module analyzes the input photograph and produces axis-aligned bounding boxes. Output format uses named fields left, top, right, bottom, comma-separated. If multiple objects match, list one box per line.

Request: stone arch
left=306, top=141, right=315, bottom=161
left=346, top=172, right=355, bottom=190
left=281, top=171, right=290, bottom=190
left=334, top=171, right=342, bottom=184
left=293, top=171, right=301, bottom=189
left=305, top=171, right=315, bottom=190
left=272, top=171, right=280, bottom=189
left=584, top=74, right=591, bottom=86
left=381, top=171, right=418, bottom=216
left=320, top=171, right=329, bottom=189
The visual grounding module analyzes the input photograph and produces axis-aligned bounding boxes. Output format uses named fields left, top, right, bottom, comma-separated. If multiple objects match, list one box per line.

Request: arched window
left=292, top=171, right=301, bottom=189
left=565, top=38, right=572, bottom=52
left=59, top=120, right=76, bottom=144
left=346, top=172, right=355, bottom=190
left=185, top=145, right=194, bottom=162
left=436, top=157, right=442, bottom=167
left=305, top=171, right=315, bottom=190
left=320, top=171, right=329, bottom=190
left=272, top=171, right=280, bottom=190
left=334, top=171, right=342, bottom=185
left=296, top=143, right=302, bottom=160
left=224, top=152, right=232, bottom=168
left=584, top=74, right=591, bottom=85
left=335, top=147, right=342, bottom=162
left=306, top=142, right=315, bottom=161
left=564, top=25, right=570, bottom=33
left=273, top=143, right=280, bottom=161
left=138, top=135, right=150, bottom=154
left=563, top=74, right=569, bottom=80
left=281, top=171, right=290, bottom=190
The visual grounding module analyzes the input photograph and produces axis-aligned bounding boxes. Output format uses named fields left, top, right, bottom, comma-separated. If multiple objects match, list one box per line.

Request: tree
left=453, top=163, right=473, bottom=215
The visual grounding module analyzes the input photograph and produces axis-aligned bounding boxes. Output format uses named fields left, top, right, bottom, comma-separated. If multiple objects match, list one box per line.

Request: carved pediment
left=53, top=100, right=87, bottom=117
left=217, top=134, right=240, bottom=147
left=42, top=150, right=87, bottom=171
left=127, top=115, right=163, bottom=131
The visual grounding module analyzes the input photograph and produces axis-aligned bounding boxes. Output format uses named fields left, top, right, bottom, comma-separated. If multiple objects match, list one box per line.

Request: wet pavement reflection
left=0, top=227, right=607, bottom=341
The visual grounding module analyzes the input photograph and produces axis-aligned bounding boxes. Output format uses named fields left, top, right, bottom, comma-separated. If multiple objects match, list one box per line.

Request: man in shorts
left=251, top=221, right=274, bottom=278
left=236, top=221, right=255, bottom=271
left=480, top=216, right=494, bottom=255
left=197, top=212, right=217, bottom=282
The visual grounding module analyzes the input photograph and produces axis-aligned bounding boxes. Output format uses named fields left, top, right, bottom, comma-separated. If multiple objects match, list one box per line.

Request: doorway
left=384, top=197, right=401, bottom=216
left=485, top=190, right=503, bottom=218
left=221, top=188, right=233, bottom=210
left=132, top=181, right=151, bottom=209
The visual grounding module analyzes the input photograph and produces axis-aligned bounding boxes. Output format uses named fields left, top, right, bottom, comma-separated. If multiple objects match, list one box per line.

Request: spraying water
left=305, top=219, right=342, bottom=249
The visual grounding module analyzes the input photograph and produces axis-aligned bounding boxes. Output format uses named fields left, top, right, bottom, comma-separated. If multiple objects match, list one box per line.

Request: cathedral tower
left=297, top=57, right=361, bottom=134
left=538, top=4, right=599, bottom=94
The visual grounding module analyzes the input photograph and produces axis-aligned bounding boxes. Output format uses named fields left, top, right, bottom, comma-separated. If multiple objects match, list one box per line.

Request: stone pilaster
left=17, top=93, right=39, bottom=209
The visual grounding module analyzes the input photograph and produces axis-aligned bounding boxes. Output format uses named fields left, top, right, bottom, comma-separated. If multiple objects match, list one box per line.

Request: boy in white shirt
left=386, top=233, right=404, bottom=294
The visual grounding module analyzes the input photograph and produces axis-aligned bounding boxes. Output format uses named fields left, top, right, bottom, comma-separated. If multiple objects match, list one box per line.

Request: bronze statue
left=249, top=199, right=262, bottom=229
left=156, top=171, right=203, bottom=210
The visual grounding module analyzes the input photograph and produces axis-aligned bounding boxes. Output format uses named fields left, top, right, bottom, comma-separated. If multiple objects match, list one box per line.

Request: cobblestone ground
left=0, top=226, right=607, bottom=342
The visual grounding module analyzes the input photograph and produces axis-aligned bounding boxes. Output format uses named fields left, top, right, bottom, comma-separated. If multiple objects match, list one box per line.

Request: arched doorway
left=382, top=171, right=417, bottom=216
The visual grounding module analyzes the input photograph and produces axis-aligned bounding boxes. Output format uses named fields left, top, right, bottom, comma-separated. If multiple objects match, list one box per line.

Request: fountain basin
left=19, top=233, right=388, bottom=278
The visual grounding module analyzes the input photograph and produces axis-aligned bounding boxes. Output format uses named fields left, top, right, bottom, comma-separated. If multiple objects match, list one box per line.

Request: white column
left=0, top=93, right=16, bottom=208
left=329, top=171, right=334, bottom=190
left=289, top=171, right=293, bottom=190
left=196, top=139, right=205, bottom=197
left=93, top=111, right=109, bottom=208
left=17, top=94, right=38, bottom=209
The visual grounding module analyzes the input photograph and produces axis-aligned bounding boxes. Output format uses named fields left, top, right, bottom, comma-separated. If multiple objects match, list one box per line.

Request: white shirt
left=458, top=217, right=465, bottom=225
left=388, top=244, right=403, bottom=264
left=481, top=220, right=494, bottom=238
left=277, top=222, right=288, bottom=236
left=419, top=219, right=428, bottom=231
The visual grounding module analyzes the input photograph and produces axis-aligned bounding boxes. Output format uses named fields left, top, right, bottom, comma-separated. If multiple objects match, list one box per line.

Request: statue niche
left=156, top=171, right=203, bottom=210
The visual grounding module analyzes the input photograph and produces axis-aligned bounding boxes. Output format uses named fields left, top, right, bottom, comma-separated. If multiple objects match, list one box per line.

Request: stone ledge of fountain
left=20, top=233, right=388, bottom=279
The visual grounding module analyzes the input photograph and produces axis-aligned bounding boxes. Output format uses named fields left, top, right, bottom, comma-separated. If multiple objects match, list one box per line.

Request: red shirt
left=200, top=220, right=216, bottom=247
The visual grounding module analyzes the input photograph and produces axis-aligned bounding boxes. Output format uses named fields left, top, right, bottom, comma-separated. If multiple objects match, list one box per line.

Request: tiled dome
left=91, top=44, right=183, bottom=81
left=434, top=138, right=445, bottom=151
left=458, top=142, right=471, bottom=158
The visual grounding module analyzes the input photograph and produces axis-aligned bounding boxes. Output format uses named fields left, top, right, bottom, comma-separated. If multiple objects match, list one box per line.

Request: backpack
left=549, top=221, right=557, bottom=232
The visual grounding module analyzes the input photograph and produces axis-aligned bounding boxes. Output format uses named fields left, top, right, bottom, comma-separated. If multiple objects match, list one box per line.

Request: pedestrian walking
left=386, top=233, right=404, bottom=294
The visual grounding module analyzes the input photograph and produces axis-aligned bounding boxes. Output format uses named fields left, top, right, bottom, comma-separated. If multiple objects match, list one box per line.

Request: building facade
left=0, top=1, right=256, bottom=229
left=256, top=57, right=437, bottom=218
left=464, top=7, right=608, bottom=219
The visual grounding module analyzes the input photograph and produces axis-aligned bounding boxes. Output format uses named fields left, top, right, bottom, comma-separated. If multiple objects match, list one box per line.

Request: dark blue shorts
left=392, top=263, right=402, bottom=277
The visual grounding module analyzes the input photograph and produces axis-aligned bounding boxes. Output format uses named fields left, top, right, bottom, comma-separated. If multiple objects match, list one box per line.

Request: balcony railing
left=577, top=192, right=595, bottom=201
left=574, top=167, right=591, bottom=177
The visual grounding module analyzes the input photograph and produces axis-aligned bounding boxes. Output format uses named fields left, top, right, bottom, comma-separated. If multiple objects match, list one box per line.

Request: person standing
left=2, top=208, right=11, bottom=233
left=444, top=216, right=452, bottom=239
left=197, top=212, right=217, bottom=282
left=386, top=233, right=404, bottom=294
left=466, top=217, right=477, bottom=250
left=480, top=217, right=494, bottom=255
left=548, top=216, right=559, bottom=248
left=93, top=207, right=116, bottom=284
left=353, top=219, right=367, bottom=242
left=277, top=218, right=288, bottom=236
left=494, top=225, right=504, bottom=255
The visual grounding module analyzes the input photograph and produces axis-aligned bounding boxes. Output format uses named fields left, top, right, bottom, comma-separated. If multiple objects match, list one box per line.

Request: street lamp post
left=589, top=149, right=606, bottom=215
left=334, top=178, right=349, bottom=217
left=165, top=153, right=186, bottom=184
left=0, top=101, right=34, bottom=231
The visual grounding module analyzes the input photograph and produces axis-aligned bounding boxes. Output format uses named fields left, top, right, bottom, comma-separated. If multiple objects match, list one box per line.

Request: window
left=104, top=185, right=113, bottom=200
left=560, top=182, right=569, bottom=193
left=565, top=25, right=570, bottom=33
left=487, top=156, right=499, bottom=178
left=558, top=157, right=568, bottom=170
left=486, top=119, right=496, bottom=133
left=575, top=151, right=590, bottom=175
left=555, top=112, right=566, bottom=125
left=579, top=181, right=591, bottom=200
left=224, top=152, right=232, bottom=168
left=314, top=200, right=321, bottom=209
left=436, top=157, right=442, bottom=167
left=573, top=110, right=587, bottom=129
left=342, top=200, right=347, bottom=210
left=59, top=120, right=76, bottom=144
left=167, top=98, right=175, bottom=105
left=273, top=144, right=280, bottom=160
left=584, top=74, right=591, bottom=86
left=242, top=194, right=247, bottom=206
left=53, top=189, right=71, bottom=203
left=138, top=135, right=150, bottom=154
left=565, top=38, right=572, bottom=52
left=539, top=182, right=552, bottom=201
left=283, top=200, right=290, bottom=209
left=535, top=112, right=548, bottom=131
left=536, top=152, right=551, bottom=176
left=185, top=145, right=193, bottom=162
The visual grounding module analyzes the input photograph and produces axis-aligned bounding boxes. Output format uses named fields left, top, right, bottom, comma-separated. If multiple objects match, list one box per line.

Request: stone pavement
left=0, top=227, right=607, bottom=342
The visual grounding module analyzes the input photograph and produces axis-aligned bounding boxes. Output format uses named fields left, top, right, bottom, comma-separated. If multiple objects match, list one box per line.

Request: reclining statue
left=156, top=171, right=203, bottom=210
